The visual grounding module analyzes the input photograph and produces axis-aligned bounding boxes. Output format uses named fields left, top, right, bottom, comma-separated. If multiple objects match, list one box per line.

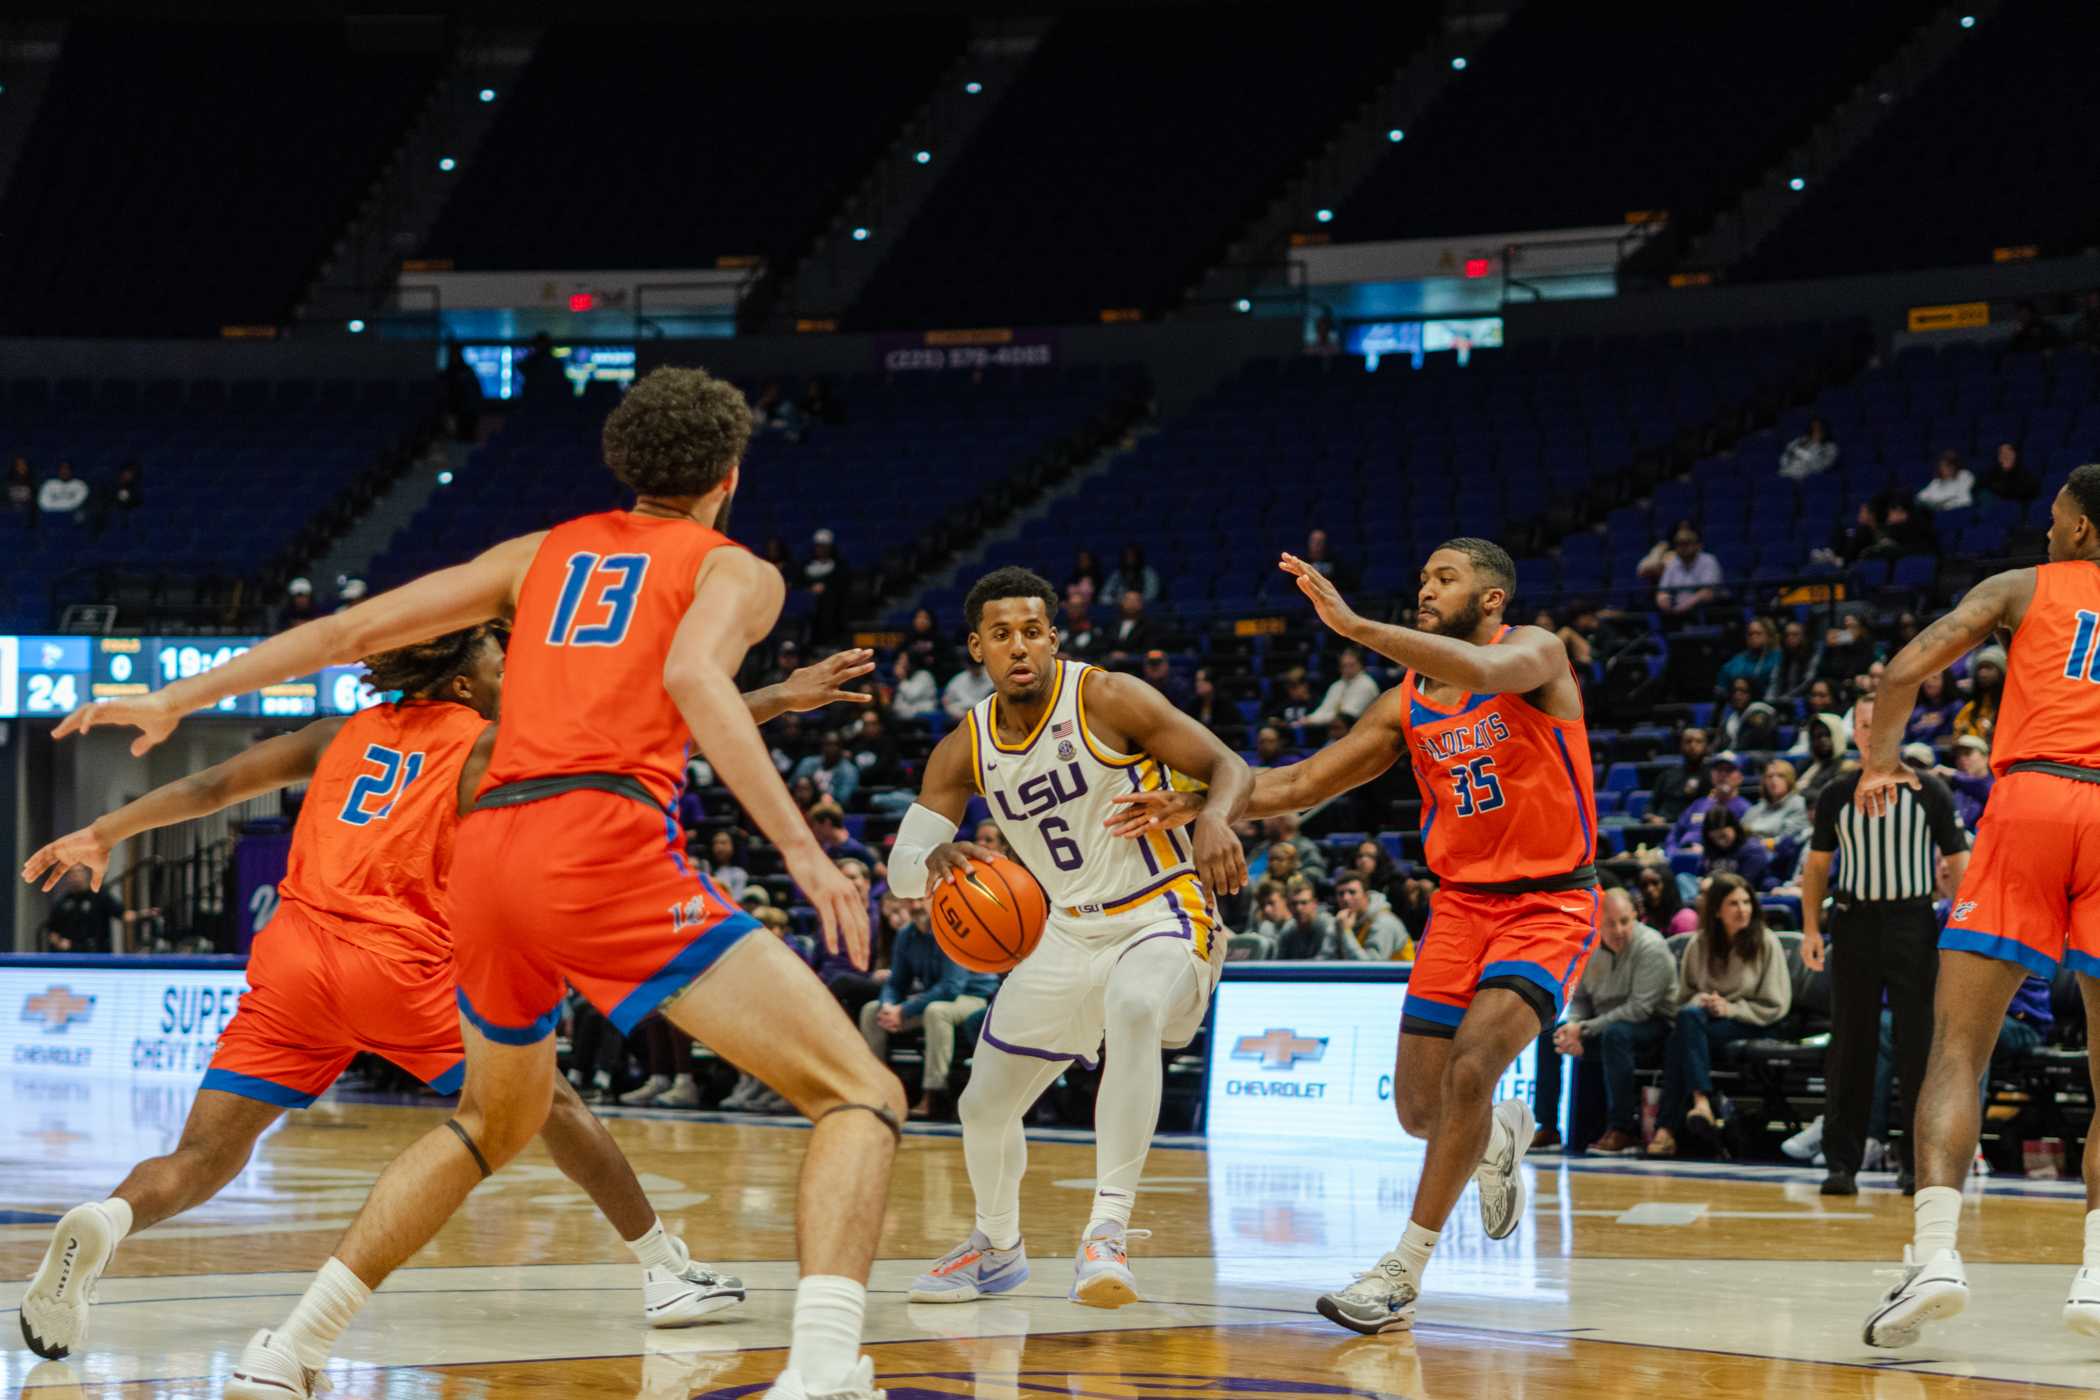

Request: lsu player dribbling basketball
left=888, top=567, right=1252, bottom=1308
left=1114, top=540, right=1599, bottom=1333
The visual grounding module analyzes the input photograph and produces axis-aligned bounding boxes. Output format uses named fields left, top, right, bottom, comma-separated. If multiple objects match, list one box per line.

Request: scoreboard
left=0, top=635, right=382, bottom=721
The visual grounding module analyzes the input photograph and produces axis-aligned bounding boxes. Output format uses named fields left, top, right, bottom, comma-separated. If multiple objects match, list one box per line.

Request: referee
left=1799, top=694, right=1970, bottom=1196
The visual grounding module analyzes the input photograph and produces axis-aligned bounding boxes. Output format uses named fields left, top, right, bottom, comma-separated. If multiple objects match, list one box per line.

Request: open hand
left=782, top=649, right=877, bottom=713
left=1854, top=760, right=1920, bottom=819
left=785, top=845, right=870, bottom=969
left=925, top=841, right=1000, bottom=889
left=1279, top=553, right=1363, bottom=640
left=24, top=825, right=111, bottom=892
left=1104, top=788, right=1202, bottom=838
left=54, top=695, right=180, bottom=757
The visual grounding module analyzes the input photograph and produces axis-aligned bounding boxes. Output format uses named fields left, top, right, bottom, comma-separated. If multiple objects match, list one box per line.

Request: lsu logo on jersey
left=990, top=761, right=1090, bottom=823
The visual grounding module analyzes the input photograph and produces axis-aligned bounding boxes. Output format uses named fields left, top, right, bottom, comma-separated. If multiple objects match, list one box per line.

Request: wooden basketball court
left=3, top=1083, right=2094, bottom=1397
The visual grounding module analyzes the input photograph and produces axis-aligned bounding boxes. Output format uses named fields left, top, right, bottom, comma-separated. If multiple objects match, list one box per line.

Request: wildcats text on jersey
left=1415, top=711, right=1510, bottom=764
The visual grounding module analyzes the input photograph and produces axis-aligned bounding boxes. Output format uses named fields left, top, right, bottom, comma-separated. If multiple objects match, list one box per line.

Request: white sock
left=625, top=1217, right=685, bottom=1273
left=1912, top=1186, right=1962, bottom=1260
left=2085, top=1209, right=2100, bottom=1270
left=280, top=1256, right=372, bottom=1372
left=592, top=1069, right=613, bottom=1091
left=1395, top=1220, right=1439, bottom=1281
left=100, top=1196, right=135, bottom=1243
left=785, top=1275, right=865, bottom=1391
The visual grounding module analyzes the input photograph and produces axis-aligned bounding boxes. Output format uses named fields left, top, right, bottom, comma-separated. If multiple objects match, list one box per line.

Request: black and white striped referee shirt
left=1810, top=769, right=1968, bottom=903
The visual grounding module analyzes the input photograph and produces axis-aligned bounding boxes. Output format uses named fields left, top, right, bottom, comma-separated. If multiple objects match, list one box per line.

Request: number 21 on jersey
left=547, top=552, right=649, bottom=647
left=338, top=745, right=425, bottom=826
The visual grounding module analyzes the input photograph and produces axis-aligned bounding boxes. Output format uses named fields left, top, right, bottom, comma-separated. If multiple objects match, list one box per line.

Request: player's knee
left=803, top=1046, right=907, bottom=1125
left=1445, top=1043, right=1503, bottom=1106
left=1395, top=1090, right=1436, bottom=1139
left=454, top=1097, right=546, bottom=1169
left=1103, top=977, right=1167, bottom=1035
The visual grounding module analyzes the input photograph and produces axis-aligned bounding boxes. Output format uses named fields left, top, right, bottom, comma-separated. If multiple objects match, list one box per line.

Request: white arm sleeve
left=887, top=802, right=961, bottom=899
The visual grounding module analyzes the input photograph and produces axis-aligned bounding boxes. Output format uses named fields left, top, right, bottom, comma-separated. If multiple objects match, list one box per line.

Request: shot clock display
left=0, top=635, right=382, bottom=720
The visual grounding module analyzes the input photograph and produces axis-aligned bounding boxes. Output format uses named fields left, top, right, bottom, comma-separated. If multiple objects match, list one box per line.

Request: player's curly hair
left=601, top=366, right=753, bottom=498
left=964, top=566, right=1059, bottom=631
left=359, top=625, right=502, bottom=698
left=1437, top=536, right=1517, bottom=602
left=2066, top=462, right=2100, bottom=524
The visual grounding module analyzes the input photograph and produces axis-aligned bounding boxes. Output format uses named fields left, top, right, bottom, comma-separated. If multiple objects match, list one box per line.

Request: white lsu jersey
left=966, top=659, right=1203, bottom=919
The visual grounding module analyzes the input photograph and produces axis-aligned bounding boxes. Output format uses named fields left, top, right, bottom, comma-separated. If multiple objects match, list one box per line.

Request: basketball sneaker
left=909, top=1230, right=1029, bottom=1303
left=226, top=1328, right=329, bottom=1398
left=1070, top=1223, right=1147, bottom=1308
left=620, top=1074, right=673, bottom=1106
left=2064, top=1267, right=2100, bottom=1338
left=1781, top=1115, right=1823, bottom=1161
left=1474, top=1098, right=1533, bottom=1241
left=1863, top=1246, right=1969, bottom=1348
left=763, top=1355, right=885, bottom=1400
left=20, top=1200, right=121, bottom=1359
left=644, top=1253, right=747, bottom=1327
left=1315, top=1250, right=1420, bottom=1334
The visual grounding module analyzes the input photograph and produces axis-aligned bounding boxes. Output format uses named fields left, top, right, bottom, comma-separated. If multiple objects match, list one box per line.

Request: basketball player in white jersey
left=889, top=567, right=1251, bottom=1307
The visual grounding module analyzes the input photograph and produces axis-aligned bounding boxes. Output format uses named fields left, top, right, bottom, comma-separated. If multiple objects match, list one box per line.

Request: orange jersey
left=1993, top=560, right=2100, bottom=776
left=484, top=511, right=738, bottom=808
left=1399, top=629, right=1598, bottom=885
left=276, top=700, right=487, bottom=965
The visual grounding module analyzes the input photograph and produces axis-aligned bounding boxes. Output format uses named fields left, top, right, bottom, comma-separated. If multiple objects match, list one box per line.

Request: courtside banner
left=3, top=961, right=249, bottom=1081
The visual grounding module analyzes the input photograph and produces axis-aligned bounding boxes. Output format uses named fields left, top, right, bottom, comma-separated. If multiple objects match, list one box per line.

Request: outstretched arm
left=56, top=534, right=544, bottom=755
left=1082, top=669, right=1252, bottom=894
left=1859, top=568, right=2033, bottom=817
left=745, top=648, right=878, bottom=725
left=24, top=718, right=346, bottom=891
left=1279, top=553, right=1565, bottom=696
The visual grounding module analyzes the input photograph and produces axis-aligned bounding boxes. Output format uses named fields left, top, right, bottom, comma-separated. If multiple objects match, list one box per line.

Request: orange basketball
left=927, top=856, right=1049, bottom=973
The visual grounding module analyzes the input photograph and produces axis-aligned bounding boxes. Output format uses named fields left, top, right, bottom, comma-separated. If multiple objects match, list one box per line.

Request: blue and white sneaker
left=1070, top=1223, right=1147, bottom=1309
left=909, top=1230, right=1029, bottom=1303
left=1316, top=1250, right=1420, bottom=1335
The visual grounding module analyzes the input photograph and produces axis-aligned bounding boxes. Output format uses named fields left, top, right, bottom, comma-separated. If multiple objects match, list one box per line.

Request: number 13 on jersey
left=547, top=552, right=649, bottom=647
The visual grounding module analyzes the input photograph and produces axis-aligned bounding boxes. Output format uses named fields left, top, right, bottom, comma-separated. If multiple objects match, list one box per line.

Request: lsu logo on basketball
left=990, top=760, right=1089, bottom=823
left=1951, top=900, right=1978, bottom=923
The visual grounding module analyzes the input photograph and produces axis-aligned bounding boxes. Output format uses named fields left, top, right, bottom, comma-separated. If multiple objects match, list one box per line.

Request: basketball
left=927, top=856, right=1049, bottom=972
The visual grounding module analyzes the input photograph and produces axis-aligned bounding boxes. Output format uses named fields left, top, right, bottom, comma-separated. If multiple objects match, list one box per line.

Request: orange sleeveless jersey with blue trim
left=485, top=511, right=738, bottom=808
left=1992, top=561, right=2100, bottom=776
left=276, top=701, right=487, bottom=965
left=1398, top=630, right=1598, bottom=885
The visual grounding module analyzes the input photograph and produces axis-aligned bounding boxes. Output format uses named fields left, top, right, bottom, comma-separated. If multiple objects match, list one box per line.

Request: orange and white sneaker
left=1070, top=1223, right=1148, bottom=1308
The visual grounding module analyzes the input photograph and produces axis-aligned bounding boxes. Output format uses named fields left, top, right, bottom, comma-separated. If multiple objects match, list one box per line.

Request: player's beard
left=1423, top=591, right=1485, bottom=639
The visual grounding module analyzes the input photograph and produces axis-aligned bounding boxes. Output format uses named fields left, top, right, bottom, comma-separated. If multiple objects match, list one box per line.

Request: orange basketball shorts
left=202, top=902, right=465, bottom=1107
left=1942, top=768, right=2100, bottom=979
left=449, top=789, right=762, bottom=1043
left=1401, top=885, right=1599, bottom=1037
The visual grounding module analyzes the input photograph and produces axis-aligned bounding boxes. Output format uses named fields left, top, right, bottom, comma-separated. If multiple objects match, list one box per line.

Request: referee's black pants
left=1824, top=897, right=1940, bottom=1175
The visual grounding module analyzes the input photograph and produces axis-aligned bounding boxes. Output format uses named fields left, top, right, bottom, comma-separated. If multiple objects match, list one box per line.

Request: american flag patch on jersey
left=1051, top=720, right=1074, bottom=738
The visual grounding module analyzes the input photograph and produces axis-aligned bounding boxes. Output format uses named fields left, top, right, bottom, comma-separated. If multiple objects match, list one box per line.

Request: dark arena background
left=3, top=4, right=2099, bottom=1396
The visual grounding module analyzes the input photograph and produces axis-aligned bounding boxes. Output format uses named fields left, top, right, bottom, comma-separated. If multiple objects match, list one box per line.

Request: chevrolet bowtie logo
left=1232, top=1027, right=1327, bottom=1070
left=22, top=985, right=95, bottom=1034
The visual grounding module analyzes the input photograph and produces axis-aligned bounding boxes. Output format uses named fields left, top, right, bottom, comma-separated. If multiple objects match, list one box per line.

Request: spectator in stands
left=700, top=831, right=750, bottom=901
left=802, top=527, right=849, bottom=638
left=850, top=709, right=906, bottom=788
left=1649, top=726, right=1712, bottom=826
left=794, top=730, right=861, bottom=806
left=1905, top=670, right=1963, bottom=745
left=1260, top=840, right=1300, bottom=886
left=1977, top=441, right=2039, bottom=505
left=769, top=713, right=809, bottom=775
left=788, top=774, right=820, bottom=812
left=1272, top=668, right=1315, bottom=726
left=1947, top=735, right=1995, bottom=827
left=1636, top=518, right=1695, bottom=582
left=1334, top=872, right=1413, bottom=960
left=973, top=819, right=1008, bottom=856
left=1349, top=840, right=1401, bottom=900
left=1553, top=603, right=1599, bottom=669
left=1554, top=887, right=1678, bottom=1156
left=1251, top=880, right=1291, bottom=946
left=1300, top=527, right=1354, bottom=589
left=1266, top=814, right=1327, bottom=878
left=38, top=459, right=89, bottom=521
left=1879, top=496, right=1938, bottom=555
left=1715, top=617, right=1780, bottom=698
left=760, top=639, right=803, bottom=688
left=1277, top=876, right=1346, bottom=959
left=1063, top=549, right=1103, bottom=600
left=942, top=657, right=994, bottom=721
left=1397, top=873, right=1436, bottom=939
left=1771, top=619, right=1824, bottom=702
left=1061, top=586, right=1102, bottom=658
left=1715, top=677, right=1759, bottom=748
left=1655, top=524, right=1723, bottom=615
left=809, top=801, right=875, bottom=867
left=1140, top=649, right=1189, bottom=710
left=334, top=577, right=368, bottom=613
left=1307, top=647, right=1379, bottom=724
left=889, top=651, right=939, bottom=723
left=1822, top=611, right=1881, bottom=682
left=1916, top=449, right=1975, bottom=513
left=1735, top=701, right=1783, bottom=755
left=1253, top=725, right=1303, bottom=768
left=861, top=897, right=997, bottom=1119
left=1648, top=874, right=1791, bottom=1158
left=2005, top=299, right=2063, bottom=355
left=1634, top=863, right=1689, bottom=936
left=905, top=606, right=952, bottom=678
left=1794, top=712, right=1853, bottom=807
left=1669, top=752, right=1749, bottom=853
left=813, top=862, right=889, bottom=1020
left=99, top=461, right=142, bottom=529
left=6, top=454, right=33, bottom=516
left=760, top=536, right=795, bottom=579
left=283, top=576, right=317, bottom=628
left=1184, top=667, right=1229, bottom=731
left=1779, top=416, right=1839, bottom=480
left=1699, top=804, right=1771, bottom=890
left=1824, top=500, right=1886, bottom=566
left=1954, top=644, right=2006, bottom=743
left=40, top=866, right=125, bottom=953
left=1743, top=758, right=1811, bottom=844
left=1104, top=543, right=1160, bottom=603
left=1109, top=588, right=1162, bottom=658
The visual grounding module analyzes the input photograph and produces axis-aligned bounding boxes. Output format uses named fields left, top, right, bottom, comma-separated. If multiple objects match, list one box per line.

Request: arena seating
left=0, top=23, right=442, bottom=336
left=421, top=19, right=967, bottom=272
left=1332, top=4, right=1917, bottom=244
left=1743, top=5, right=2100, bottom=280
left=0, top=378, right=434, bottom=629
left=844, top=6, right=1432, bottom=330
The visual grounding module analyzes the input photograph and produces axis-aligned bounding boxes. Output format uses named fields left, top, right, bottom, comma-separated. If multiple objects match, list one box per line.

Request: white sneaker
left=644, top=1257, right=747, bottom=1327
left=1315, top=1250, right=1420, bottom=1334
left=2065, top=1267, right=2100, bottom=1338
left=1862, top=1137, right=1888, bottom=1173
left=620, top=1074, right=673, bottom=1106
left=226, top=1328, right=330, bottom=1398
left=1070, top=1223, right=1147, bottom=1308
left=1781, top=1116, right=1824, bottom=1161
left=1863, top=1247, right=1969, bottom=1348
left=762, top=1356, right=884, bottom=1400
left=658, top=1077, right=703, bottom=1109
left=19, top=1201, right=120, bottom=1359
left=1475, top=1098, right=1532, bottom=1241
